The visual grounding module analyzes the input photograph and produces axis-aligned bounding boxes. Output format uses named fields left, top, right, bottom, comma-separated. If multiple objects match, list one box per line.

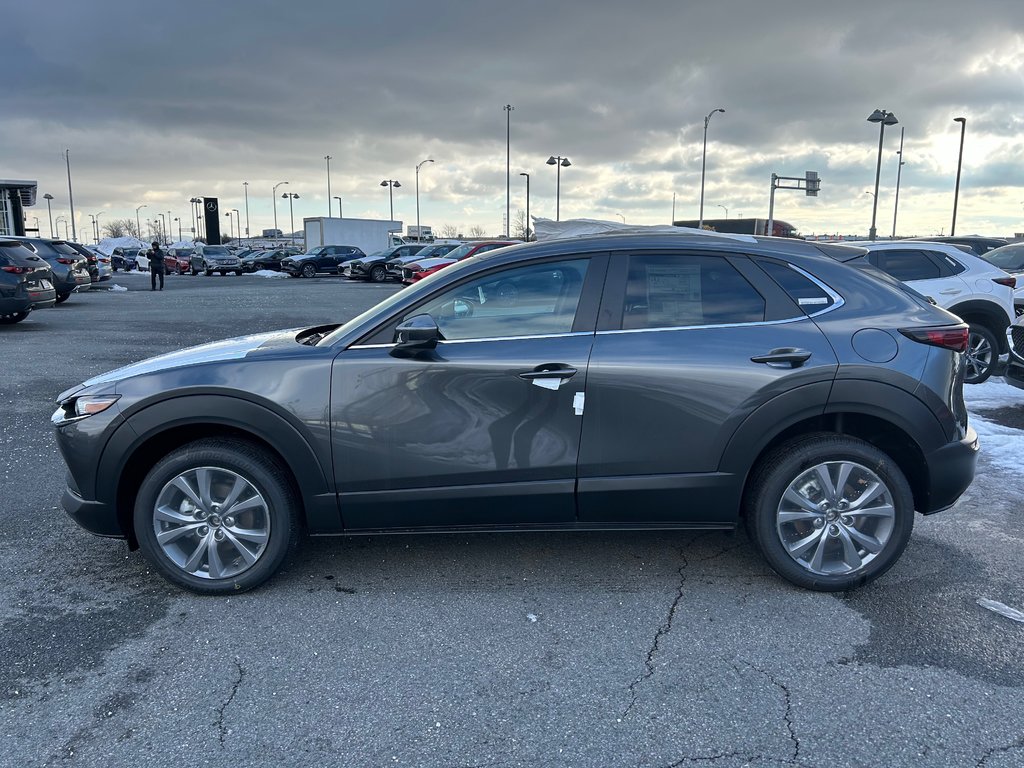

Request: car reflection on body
left=53, top=231, right=979, bottom=595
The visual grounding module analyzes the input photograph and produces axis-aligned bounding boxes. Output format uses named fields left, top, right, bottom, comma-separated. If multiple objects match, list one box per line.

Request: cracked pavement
left=1, top=273, right=1022, bottom=767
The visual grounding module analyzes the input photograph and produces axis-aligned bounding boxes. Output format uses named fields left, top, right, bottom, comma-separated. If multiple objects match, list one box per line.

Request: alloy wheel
left=775, top=461, right=896, bottom=576
left=964, top=329, right=994, bottom=384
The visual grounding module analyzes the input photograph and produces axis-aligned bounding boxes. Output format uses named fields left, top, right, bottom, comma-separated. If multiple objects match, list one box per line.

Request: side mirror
left=391, top=314, right=441, bottom=357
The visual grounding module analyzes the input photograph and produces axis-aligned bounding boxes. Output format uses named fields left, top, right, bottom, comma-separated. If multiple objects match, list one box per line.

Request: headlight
left=52, top=394, right=121, bottom=425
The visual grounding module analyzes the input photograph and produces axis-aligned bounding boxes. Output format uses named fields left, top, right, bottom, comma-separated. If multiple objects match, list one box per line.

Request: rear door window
left=870, top=250, right=942, bottom=281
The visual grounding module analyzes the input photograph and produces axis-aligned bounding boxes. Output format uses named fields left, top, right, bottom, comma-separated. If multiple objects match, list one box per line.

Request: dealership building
left=0, top=180, right=38, bottom=237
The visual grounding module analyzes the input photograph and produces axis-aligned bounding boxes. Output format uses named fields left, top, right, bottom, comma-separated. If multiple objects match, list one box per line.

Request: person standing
left=149, top=241, right=166, bottom=291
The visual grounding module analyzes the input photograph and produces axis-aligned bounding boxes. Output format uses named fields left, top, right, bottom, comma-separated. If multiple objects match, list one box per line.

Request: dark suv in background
left=9, top=236, right=91, bottom=303
left=281, top=245, right=366, bottom=277
left=0, top=239, right=57, bottom=323
left=53, top=232, right=978, bottom=595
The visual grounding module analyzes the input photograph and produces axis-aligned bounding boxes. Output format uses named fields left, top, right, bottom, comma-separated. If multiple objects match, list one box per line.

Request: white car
left=980, top=242, right=1024, bottom=317
left=856, top=240, right=1016, bottom=383
left=136, top=249, right=151, bottom=272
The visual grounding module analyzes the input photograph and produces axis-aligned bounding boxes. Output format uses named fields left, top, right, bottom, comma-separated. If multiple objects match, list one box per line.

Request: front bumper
left=921, top=425, right=980, bottom=514
left=62, top=486, right=125, bottom=538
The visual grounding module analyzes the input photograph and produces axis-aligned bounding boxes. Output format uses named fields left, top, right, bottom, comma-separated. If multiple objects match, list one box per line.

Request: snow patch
left=964, top=378, right=1023, bottom=411
left=251, top=270, right=289, bottom=279
left=977, top=598, right=1024, bottom=624
left=965, top=378, right=1024, bottom=473
left=109, top=284, right=128, bottom=292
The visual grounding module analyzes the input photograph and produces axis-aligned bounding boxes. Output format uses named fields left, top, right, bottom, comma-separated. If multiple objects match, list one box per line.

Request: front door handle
left=518, top=365, right=578, bottom=380
left=750, top=348, right=812, bottom=368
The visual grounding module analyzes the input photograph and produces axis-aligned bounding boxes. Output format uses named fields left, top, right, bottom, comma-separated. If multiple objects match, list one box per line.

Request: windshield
left=983, top=245, right=1024, bottom=271
left=204, top=246, right=229, bottom=256
left=305, top=246, right=327, bottom=256
left=438, top=243, right=475, bottom=260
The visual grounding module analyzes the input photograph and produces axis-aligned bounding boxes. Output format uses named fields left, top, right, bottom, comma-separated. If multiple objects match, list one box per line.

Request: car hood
left=74, top=329, right=300, bottom=391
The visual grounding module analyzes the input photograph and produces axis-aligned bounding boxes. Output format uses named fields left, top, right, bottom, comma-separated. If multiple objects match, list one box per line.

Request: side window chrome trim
left=785, top=264, right=846, bottom=317
left=350, top=331, right=595, bottom=350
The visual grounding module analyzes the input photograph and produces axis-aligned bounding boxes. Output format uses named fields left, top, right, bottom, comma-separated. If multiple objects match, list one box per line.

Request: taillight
left=993, top=276, right=1016, bottom=289
left=1, top=265, right=29, bottom=274
left=56, top=257, right=75, bottom=265
left=899, top=325, right=970, bottom=352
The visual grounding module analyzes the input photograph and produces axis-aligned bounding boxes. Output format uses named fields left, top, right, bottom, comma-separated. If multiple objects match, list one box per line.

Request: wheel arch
left=948, top=299, right=1011, bottom=353
left=101, top=395, right=340, bottom=547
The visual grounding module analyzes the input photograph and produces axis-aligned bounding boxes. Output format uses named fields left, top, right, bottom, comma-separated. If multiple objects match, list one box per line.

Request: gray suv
left=189, top=245, right=241, bottom=276
left=52, top=233, right=978, bottom=594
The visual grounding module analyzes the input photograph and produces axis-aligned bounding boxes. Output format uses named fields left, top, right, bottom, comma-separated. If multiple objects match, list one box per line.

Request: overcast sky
left=5, top=0, right=1023, bottom=241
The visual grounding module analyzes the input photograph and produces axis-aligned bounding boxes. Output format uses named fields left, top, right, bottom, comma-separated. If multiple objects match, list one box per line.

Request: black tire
left=369, top=264, right=387, bottom=283
left=0, top=310, right=30, bottom=324
left=744, top=433, right=914, bottom=592
left=133, top=438, right=300, bottom=594
left=204, top=268, right=213, bottom=277
left=55, top=293, right=70, bottom=304
left=964, top=323, right=998, bottom=385
left=234, top=270, right=242, bottom=276
left=301, top=263, right=317, bottom=279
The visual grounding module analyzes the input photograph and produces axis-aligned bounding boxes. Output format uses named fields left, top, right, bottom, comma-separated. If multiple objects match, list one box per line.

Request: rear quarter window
left=757, top=260, right=835, bottom=313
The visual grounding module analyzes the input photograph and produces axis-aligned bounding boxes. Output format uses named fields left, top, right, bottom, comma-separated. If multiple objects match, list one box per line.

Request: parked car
left=343, top=243, right=428, bottom=282
left=1005, top=313, right=1024, bottom=389
left=980, top=242, right=1024, bottom=316
left=0, top=239, right=57, bottom=323
left=110, top=247, right=141, bottom=272
left=908, top=235, right=1008, bottom=256
left=66, top=241, right=112, bottom=282
left=280, top=245, right=365, bottom=278
left=189, top=245, right=242, bottom=276
left=8, top=236, right=90, bottom=303
left=242, top=249, right=291, bottom=273
left=53, top=232, right=979, bottom=595
left=163, top=248, right=191, bottom=274
left=855, top=240, right=1015, bottom=384
left=382, top=243, right=464, bottom=282
left=401, top=240, right=520, bottom=284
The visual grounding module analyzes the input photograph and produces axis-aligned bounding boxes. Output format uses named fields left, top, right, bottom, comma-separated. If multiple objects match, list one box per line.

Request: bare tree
left=469, top=225, right=487, bottom=238
left=101, top=218, right=140, bottom=239
left=440, top=223, right=460, bottom=239
left=512, top=209, right=531, bottom=241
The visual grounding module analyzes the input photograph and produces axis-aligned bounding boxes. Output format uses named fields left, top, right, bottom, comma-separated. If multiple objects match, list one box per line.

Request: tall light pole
left=546, top=155, right=571, bottom=221
left=892, top=127, right=906, bottom=238
left=135, top=204, right=147, bottom=241
left=324, top=155, right=333, bottom=217
left=64, top=149, right=77, bottom=241
left=504, top=104, right=514, bottom=237
left=380, top=180, right=401, bottom=221
left=282, top=192, right=299, bottom=245
left=224, top=211, right=234, bottom=240
left=174, top=217, right=182, bottom=241
left=333, top=196, right=343, bottom=218
left=272, top=181, right=289, bottom=238
left=698, top=108, right=725, bottom=229
left=866, top=108, right=898, bottom=241
left=951, top=117, right=967, bottom=236
left=188, top=198, right=199, bottom=240
left=415, top=159, right=433, bottom=240
left=717, top=204, right=729, bottom=219
left=232, top=209, right=240, bottom=240
left=56, top=216, right=68, bottom=240
left=95, top=212, right=104, bottom=243
left=242, top=182, right=250, bottom=242
left=156, top=213, right=166, bottom=244
left=167, top=210, right=172, bottom=243
left=616, top=213, right=626, bottom=223
left=43, top=193, right=54, bottom=237
left=519, top=172, right=530, bottom=241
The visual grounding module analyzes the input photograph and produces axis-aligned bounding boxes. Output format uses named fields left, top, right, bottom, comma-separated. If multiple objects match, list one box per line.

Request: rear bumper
left=921, top=425, right=979, bottom=514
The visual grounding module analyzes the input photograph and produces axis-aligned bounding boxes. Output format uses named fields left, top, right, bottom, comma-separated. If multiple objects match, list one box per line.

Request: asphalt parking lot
left=2, top=271, right=1023, bottom=768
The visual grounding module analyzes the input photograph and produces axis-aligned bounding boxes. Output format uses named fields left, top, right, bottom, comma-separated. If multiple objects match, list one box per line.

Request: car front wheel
left=744, top=433, right=914, bottom=592
left=964, top=324, right=998, bottom=385
left=301, top=263, right=317, bottom=278
left=134, top=438, right=299, bottom=594
left=0, top=310, right=30, bottom=324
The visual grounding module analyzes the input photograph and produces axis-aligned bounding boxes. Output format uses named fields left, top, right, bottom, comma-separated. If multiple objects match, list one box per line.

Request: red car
left=401, top=240, right=520, bottom=284
left=165, top=248, right=195, bottom=274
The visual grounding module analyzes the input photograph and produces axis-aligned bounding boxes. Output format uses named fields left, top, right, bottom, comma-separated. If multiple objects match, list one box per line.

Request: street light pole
left=175, top=217, right=182, bottom=241
left=272, top=181, right=289, bottom=238
left=225, top=212, right=234, bottom=240
left=892, top=127, right=906, bottom=238
left=282, top=193, right=299, bottom=245
left=380, top=180, right=401, bottom=221
left=43, top=194, right=54, bottom=237
left=698, top=108, right=725, bottom=229
left=951, top=117, right=967, bottom=236
left=415, top=159, right=434, bottom=241
left=866, top=108, right=899, bottom=241
left=519, top=172, right=530, bottom=240
left=504, top=104, right=514, bottom=237
left=232, top=209, right=240, bottom=241
left=63, top=149, right=77, bottom=241
left=333, top=196, right=343, bottom=218
left=89, top=214, right=96, bottom=244
left=135, top=204, right=147, bottom=241
left=546, top=155, right=571, bottom=221
left=324, top=155, right=333, bottom=217
left=156, top=213, right=166, bottom=244
left=242, top=182, right=250, bottom=243
left=717, top=204, right=729, bottom=219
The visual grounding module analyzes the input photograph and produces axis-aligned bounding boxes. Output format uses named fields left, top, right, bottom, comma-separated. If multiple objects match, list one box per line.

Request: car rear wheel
left=134, top=438, right=299, bottom=594
left=964, top=324, right=997, bottom=385
left=744, top=433, right=914, bottom=592
left=0, top=310, right=30, bottom=324
left=369, top=264, right=387, bottom=283
left=55, top=293, right=70, bottom=304
left=204, top=268, right=213, bottom=276
left=301, top=263, right=317, bottom=279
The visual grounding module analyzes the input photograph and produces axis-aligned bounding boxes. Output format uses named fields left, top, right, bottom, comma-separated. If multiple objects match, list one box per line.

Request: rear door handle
left=750, top=348, right=812, bottom=368
left=518, top=365, right=578, bottom=380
